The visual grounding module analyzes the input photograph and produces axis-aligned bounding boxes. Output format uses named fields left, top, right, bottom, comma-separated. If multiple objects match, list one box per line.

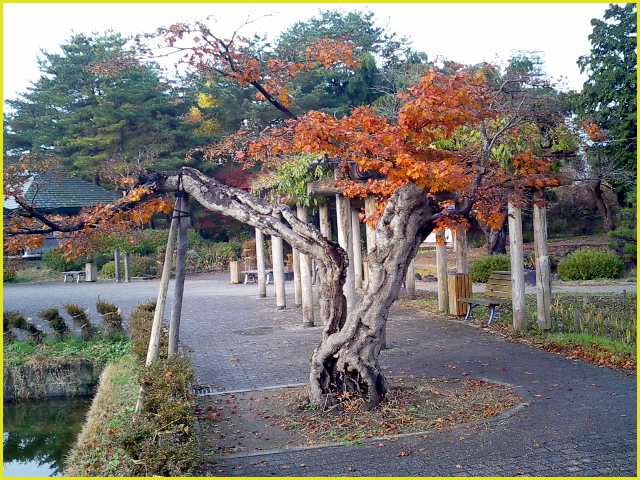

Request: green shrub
left=42, top=248, right=84, bottom=272
left=4, top=310, right=44, bottom=342
left=96, top=299, right=124, bottom=337
left=469, top=254, right=511, bottom=283
left=101, top=256, right=159, bottom=279
left=64, top=304, right=93, bottom=341
left=557, top=248, right=624, bottom=281
left=39, top=308, right=68, bottom=339
left=3, top=264, right=16, bottom=282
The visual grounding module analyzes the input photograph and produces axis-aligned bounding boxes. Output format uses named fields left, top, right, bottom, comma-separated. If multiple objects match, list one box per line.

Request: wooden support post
left=319, top=202, right=332, bottom=240
left=136, top=196, right=180, bottom=414
left=407, top=258, right=416, bottom=300
left=114, top=248, right=121, bottom=283
left=255, top=228, right=267, bottom=298
left=436, top=230, right=449, bottom=313
left=364, top=196, right=376, bottom=289
left=297, top=205, right=315, bottom=327
left=292, top=248, right=302, bottom=307
left=271, top=235, right=286, bottom=310
left=123, top=252, right=131, bottom=283
left=508, top=201, right=528, bottom=331
left=351, top=208, right=363, bottom=289
left=169, top=195, right=189, bottom=357
left=455, top=225, right=468, bottom=274
left=336, top=194, right=356, bottom=312
left=533, top=190, right=552, bottom=330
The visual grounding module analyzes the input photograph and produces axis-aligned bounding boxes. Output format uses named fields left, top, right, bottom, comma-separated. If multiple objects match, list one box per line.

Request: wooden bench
left=459, top=271, right=511, bottom=325
left=63, top=270, right=86, bottom=284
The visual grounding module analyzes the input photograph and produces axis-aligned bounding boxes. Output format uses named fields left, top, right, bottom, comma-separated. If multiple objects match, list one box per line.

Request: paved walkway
left=4, top=276, right=637, bottom=476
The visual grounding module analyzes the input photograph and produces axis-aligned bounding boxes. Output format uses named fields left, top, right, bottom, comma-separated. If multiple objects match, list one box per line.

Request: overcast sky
left=4, top=3, right=609, bottom=101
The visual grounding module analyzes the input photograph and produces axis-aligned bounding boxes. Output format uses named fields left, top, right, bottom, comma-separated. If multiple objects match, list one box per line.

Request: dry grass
left=65, top=354, right=139, bottom=476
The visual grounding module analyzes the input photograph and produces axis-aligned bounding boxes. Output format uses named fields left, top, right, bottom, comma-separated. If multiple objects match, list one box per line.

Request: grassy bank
left=399, top=291, right=636, bottom=370
left=4, top=335, right=131, bottom=368
left=65, top=353, right=198, bottom=476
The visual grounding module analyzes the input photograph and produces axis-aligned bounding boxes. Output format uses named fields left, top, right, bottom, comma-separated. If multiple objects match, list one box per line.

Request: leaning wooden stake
left=533, top=190, right=552, bottom=330
left=255, top=228, right=267, bottom=298
left=135, top=196, right=180, bottom=414
left=508, top=201, right=528, bottom=331
left=169, top=194, right=190, bottom=357
left=436, top=230, right=449, bottom=313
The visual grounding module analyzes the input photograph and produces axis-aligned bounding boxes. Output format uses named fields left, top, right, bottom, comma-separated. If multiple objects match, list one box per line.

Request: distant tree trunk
left=481, top=216, right=507, bottom=255
left=591, top=180, right=616, bottom=231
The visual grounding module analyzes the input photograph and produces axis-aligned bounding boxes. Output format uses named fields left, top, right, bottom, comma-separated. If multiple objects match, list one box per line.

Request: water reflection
left=3, top=398, right=91, bottom=477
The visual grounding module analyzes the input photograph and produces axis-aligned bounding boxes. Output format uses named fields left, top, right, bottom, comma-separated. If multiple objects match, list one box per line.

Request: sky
left=3, top=3, right=609, bottom=101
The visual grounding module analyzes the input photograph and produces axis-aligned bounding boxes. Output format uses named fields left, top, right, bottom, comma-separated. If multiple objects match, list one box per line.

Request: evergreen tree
left=577, top=4, right=637, bottom=190
left=4, top=33, right=196, bottom=177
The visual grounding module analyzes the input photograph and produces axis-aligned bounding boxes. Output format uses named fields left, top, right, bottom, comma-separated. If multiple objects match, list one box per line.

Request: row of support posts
left=252, top=189, right=551, bottom=333
left=113, top=248, right=131, bottom=283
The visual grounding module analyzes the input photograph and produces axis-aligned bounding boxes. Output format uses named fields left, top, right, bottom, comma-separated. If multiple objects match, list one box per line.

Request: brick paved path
left=4, top=275, right=636, bottom=476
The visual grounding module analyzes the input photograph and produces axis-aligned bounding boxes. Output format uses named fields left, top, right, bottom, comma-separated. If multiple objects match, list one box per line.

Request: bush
left=557, top=248, right=624, bottom=281
left=64, top=304, right=93, bottom=341
left=96, top=299, right=124, bottom=337
left=100, top=256, right=159, bottom=279
left=469, top=254, right=511, bottom=283
left=4, top=265, right=16, bottom=282
left=42, top=248, right=84, bottom=272
left=4, top=310, right=44, bottom=342
left=39, top=308, right=68, bottom=339
left=128, top=301, right=168, bottom=363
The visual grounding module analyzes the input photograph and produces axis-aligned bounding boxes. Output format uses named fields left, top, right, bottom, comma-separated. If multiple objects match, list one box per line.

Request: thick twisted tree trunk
left=590, top=180, right=616, bottom=231
left=158, top=168, right=433, bottom=409
left=308, top=183, right=433, bottom=409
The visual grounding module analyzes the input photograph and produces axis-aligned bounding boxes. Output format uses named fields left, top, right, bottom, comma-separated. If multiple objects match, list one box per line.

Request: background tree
left=4, top=33, right=197, bottom=179
left=576, top=3, right=637, bottom=200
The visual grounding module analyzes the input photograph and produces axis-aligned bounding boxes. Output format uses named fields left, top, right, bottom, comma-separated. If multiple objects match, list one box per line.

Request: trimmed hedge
left=469, top=254, right=511, bottom=283
left=557, top=248, right=624, bottom=281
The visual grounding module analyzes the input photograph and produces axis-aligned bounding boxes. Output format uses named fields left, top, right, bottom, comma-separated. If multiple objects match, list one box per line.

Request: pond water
left=3, top=398, right=92, bottom=477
